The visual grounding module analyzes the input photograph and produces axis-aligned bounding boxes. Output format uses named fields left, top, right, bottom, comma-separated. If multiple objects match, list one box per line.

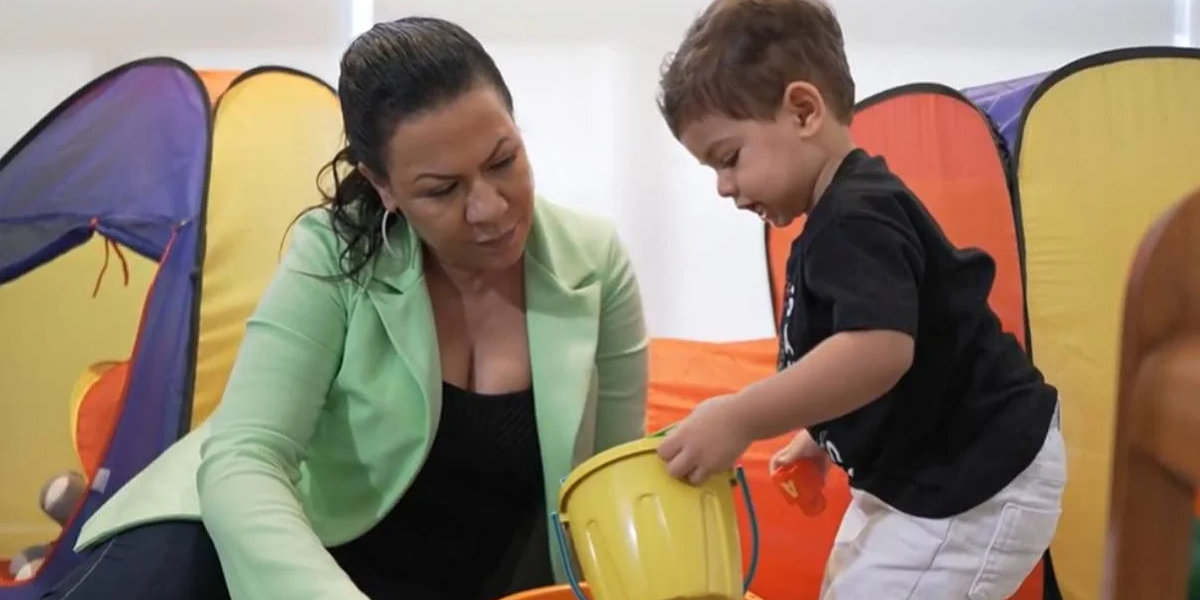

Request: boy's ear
left=781, top=81, right=825, bottom=135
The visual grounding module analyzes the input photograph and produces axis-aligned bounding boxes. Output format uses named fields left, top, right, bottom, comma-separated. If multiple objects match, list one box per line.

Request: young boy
left=653, top=1, right=1066, bottom=598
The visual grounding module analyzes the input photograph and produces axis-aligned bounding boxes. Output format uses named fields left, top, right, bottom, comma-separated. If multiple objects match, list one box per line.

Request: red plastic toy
left=771, top=458, right=827, bottom=516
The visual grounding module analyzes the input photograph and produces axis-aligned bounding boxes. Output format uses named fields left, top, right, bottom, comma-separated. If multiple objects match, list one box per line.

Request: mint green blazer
left=74, top=199, right=649, bottom=600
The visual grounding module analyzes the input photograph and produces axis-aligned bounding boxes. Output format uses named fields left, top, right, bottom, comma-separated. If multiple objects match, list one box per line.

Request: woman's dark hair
left=312, top=17, right=514, bottom=280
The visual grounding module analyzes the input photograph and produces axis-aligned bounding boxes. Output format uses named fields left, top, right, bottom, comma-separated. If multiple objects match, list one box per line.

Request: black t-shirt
left=779, top=149, right=1058, bottom=519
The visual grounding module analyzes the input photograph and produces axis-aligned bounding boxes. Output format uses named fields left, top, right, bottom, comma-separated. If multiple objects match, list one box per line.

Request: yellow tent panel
left=189, top=68, right=343, bottom=429
left=0, top=239, right=156, bottom=557
left=1014, top=47, right=1200, bottom=600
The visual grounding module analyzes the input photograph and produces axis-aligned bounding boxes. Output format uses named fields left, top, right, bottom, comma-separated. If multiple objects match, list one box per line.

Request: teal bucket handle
left=647, top=423, right=676, bottom=438
left=551, top=464, right=760, bottom=600
left=550, top=510, right=588, bottom=600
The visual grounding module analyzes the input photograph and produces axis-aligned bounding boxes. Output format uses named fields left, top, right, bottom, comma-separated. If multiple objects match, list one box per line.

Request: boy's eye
left=719, top=150, right=740, bottom=168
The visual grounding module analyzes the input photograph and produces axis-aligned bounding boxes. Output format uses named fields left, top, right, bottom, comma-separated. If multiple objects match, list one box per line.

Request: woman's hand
left=769, top=430, right=828, bottom=478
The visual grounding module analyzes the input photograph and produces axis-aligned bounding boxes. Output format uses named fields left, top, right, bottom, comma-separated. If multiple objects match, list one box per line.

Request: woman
left=43, top=16, right=648, bottom=600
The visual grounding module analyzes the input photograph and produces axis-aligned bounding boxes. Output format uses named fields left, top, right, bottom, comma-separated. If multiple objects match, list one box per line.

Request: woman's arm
left=196, top=212, right=368, bottom=600
left=592, top=230, right=649, bottom=452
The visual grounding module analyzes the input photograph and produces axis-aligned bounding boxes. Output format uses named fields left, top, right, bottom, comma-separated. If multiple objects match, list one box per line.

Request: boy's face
left=677, top=84, right=832, bottom=228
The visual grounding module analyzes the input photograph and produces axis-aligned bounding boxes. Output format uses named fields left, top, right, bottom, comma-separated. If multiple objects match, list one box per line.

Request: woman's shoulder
left=532, top=197, right=622, bottom=257
left=289, top=206, right=340, bottom=248
left=283, top=207, right=356, bottom=277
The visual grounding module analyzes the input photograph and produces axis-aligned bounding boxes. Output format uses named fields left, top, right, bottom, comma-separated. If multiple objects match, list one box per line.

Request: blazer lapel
left=525, top=261, right=600, bottom=482
left=364, top=224, right=442, bottom=434
left=523, top=204, right=602, bottom=489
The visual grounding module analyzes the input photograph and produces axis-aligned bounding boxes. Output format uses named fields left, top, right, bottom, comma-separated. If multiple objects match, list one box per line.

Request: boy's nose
left=716, top=175, right=737, bottom=199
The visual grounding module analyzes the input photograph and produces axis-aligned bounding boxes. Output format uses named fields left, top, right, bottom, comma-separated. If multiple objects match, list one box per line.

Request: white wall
left=0, top=0, right=1184, bottom=341
left=1185, top=0, right=1200, bottom=43
left=404, top=0, right=1178, bottom=341
left=0, top=53, right=94, bottom=154
left=0, top=0, right=346, bottom=150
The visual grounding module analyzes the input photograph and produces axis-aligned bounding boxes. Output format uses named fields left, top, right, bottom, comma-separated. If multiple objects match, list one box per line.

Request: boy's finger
left=657, top=433, right=682, bottom=460
left=769, top=449, right=795, bottom=471
left=815, top=455, right=831, bottom=477
left=666, top=452, right=694, bottom=480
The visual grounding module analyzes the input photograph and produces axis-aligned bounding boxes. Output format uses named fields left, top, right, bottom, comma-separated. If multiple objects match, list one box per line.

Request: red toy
left=770, top=458, right=827, bottom=516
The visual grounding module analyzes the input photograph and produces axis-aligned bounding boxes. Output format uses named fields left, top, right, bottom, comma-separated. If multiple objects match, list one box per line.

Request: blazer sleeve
left=592, top=228, right=650, bottom=453
left=196, top=211, right=368, bottom=600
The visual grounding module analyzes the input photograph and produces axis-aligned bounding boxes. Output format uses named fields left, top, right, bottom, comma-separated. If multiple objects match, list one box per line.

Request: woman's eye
left=428, top=183, right=457, bottom=197
left=490, top=154, right=517, bottom=170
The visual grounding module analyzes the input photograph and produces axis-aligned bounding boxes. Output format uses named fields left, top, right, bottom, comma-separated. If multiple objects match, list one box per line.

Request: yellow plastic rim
left=557, top=436, right=664, bottom=514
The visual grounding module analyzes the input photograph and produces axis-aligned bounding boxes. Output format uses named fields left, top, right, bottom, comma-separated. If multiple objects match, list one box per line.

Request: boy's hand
left=657, top=394, right=754, bottom=485
left=769, top=430, right=829, bottom=477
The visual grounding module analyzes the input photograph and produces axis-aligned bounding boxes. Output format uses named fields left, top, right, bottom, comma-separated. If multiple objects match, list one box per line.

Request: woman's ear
left=780, top=81, right=826, bottom=136
left=358, top=163, right=399, bottom=212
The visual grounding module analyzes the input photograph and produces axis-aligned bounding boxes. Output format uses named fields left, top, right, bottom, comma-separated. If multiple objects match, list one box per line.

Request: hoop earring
left=381, top=210, right=395, bottom=255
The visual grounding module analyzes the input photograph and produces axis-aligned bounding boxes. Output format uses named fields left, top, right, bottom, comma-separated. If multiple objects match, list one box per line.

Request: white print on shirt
left=817, top=430, right=854, bottom=479
left=782, top=288, right=795, bottom=358
left=778, top=281, right=797, bottom=370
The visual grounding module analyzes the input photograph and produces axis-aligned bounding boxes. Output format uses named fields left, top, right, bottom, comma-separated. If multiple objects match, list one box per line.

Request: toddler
left=653, top=1, right=1066, bottom=598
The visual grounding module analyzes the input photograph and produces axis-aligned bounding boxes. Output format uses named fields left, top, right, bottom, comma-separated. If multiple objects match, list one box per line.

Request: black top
left=778, top=149, right=1058, bottom=519
left=328, top=381, right=545, bottom=599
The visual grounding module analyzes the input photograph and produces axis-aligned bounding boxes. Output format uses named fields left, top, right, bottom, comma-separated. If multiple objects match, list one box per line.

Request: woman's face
left=366, top=84, right=535, bottom=273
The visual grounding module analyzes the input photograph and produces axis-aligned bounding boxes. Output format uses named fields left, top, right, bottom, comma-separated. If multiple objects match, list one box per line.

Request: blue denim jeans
left=39, top=516, right=552, bottom=600
left=40, top=521, right=229, bottom=600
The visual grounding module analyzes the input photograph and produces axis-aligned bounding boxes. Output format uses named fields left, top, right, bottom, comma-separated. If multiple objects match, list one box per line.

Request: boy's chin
left=759, top=211, right=795, bottom=228
left=766, top=203, right=807, bottom=228
left=773, top=214, right=800, bottom=228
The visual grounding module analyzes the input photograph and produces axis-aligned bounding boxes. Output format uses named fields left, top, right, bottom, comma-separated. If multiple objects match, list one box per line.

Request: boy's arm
left=738, top=208, right=924, bottom=440
left=739, top=330, right=913, bottom=440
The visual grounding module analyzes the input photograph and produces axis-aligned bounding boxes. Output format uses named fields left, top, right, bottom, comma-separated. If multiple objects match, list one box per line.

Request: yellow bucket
left=551, top=436, right=761, bottom=600
left=499, top=583, right=768, bottom=600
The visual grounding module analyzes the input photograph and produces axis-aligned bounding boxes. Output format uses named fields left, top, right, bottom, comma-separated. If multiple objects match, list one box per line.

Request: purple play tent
left=962, top=72, right=1051, bottom=151
left=0, top=58, right=211, bottom=599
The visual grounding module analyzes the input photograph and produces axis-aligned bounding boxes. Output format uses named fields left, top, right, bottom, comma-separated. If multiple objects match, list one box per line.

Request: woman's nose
left=465, top=183, right=508, bottom=225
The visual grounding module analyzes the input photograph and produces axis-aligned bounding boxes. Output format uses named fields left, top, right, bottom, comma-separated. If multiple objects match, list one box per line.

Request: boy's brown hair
left=657, top=0, right=856, bottom=138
